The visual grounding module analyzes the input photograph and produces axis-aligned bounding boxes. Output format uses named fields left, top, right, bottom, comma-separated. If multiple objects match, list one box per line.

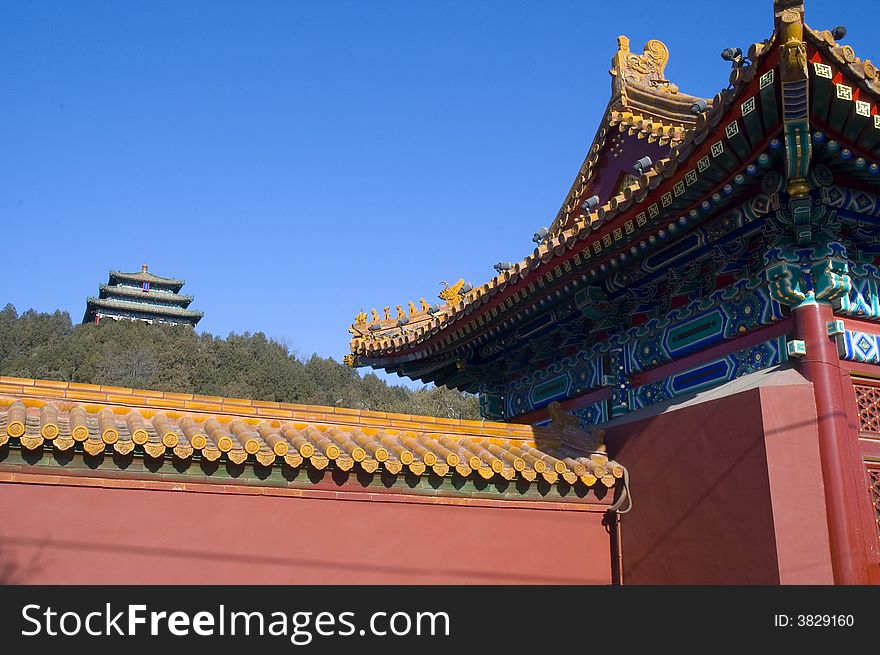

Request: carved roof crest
left=612, top=36, right=678, bottom=96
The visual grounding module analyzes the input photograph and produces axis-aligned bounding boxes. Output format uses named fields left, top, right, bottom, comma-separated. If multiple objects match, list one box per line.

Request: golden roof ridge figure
left=439, top=279, right=467, bottom=306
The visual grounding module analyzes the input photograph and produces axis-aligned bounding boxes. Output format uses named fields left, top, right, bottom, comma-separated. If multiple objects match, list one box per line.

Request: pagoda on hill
left=82, top=264, right=203, bottom=326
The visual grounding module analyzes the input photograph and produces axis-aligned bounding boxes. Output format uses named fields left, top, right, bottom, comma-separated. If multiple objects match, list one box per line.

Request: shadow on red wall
left=604, top=369, right=834, bottom=584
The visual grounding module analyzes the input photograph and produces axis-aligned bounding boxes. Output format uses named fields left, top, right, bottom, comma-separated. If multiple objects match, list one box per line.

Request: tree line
left=0, top=305, right=480, bottom=420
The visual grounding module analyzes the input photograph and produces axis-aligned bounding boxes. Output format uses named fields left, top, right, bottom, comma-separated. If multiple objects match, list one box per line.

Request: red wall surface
left=0, top=481, right=612, bottom=585
left=605, top=377, right=835, bottom=585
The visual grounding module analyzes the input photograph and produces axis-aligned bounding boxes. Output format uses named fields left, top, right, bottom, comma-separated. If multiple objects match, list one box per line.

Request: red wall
left=605, top=378, right=835, bottom=584
left=0, top=482, right=612, bottom=584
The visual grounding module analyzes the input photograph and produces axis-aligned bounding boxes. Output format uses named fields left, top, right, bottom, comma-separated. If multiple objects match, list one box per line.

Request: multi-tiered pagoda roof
left=83, top=264, right=203, bottom=326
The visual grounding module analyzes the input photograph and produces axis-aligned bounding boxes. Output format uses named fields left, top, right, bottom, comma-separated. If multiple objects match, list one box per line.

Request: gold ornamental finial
left=141, top=263, right=149, bottom=273
left=779, top=8, right=807, bottom=82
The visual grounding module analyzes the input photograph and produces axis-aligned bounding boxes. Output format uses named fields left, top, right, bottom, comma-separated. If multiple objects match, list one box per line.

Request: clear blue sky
left=1, top=1, right=876, bottom=387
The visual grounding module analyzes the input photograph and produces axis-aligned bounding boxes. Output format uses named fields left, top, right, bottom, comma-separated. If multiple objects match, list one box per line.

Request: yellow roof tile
left=0, top=377, right=620, bottom=494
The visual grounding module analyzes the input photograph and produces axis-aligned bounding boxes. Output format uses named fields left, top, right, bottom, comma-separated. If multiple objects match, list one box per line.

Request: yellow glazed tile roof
left=0, top=377, right=621, bottom=490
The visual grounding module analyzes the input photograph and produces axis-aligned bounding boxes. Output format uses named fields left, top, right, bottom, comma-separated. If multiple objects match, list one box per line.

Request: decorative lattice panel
left=853, top=384, right=880, bottom=434
left=868, top=466, right=880, bottom=542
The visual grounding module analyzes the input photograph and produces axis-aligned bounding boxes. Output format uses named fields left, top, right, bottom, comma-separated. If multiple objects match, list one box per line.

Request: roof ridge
left=0, top=395, right=619, bottom=492
left=547, top=36, right=704, bottom=239
left=100, top=282, right=190, bottom=294
left=109, top=269, right=186, bottom=286
left=0, top=375, right=544, bottom=437
left=86, top=297, right=204, bottom=317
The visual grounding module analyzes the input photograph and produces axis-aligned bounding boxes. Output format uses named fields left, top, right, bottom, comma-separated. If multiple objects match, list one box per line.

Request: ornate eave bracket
left=578, top=285, right=612, bottom=322
left=766, top=261, right=807, bottom=305
left=766, top=257, right=851, bottom=307
left=813, top=257, right=852, bottom=303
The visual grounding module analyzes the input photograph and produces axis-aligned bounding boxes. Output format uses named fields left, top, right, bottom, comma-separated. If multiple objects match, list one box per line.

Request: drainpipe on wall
left=606, top=466, right=632, bottom=585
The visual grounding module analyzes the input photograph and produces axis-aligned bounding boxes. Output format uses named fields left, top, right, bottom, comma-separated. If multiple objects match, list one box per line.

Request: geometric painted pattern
left=820, top=185, right=880, bottom=219
left=504, top=349, right=601, bottom=419
left=477, top=179, right=880, bottom=422
left=868, top=465, right=880, bottom=544
left=630, top=337, right=789, bottom=410
left=628, top=287, right=783, bottom=374
left=853, top=384, right=880, bottom=434
left=478, top=183, right=796, bottom=423
left=837, top=276, right=880, bottom=320
left=572, top=401, right=608, bottom=430
left=840, top=330, right=880, bottom=365
left=500, top=287, right=784, bottom=420
left=476, top=181, right=796, bottom=422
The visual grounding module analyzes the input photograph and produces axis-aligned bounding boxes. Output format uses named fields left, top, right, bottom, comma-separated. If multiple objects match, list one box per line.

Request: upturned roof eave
left=108, top=270, right=185, bottom=291
left=349, top=33, right=782, bottom=372
left=86, top=297, right=204, bottom=320
left=97, top=284, right=195, bottom=307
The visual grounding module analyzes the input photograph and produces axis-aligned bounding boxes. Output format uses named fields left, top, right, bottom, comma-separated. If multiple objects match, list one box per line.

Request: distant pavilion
left=82, top=264, right=203, bottom=327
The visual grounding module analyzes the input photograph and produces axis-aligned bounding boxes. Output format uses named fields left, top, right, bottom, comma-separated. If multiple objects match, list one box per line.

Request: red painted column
left=793, top=300, right=871, bottom=584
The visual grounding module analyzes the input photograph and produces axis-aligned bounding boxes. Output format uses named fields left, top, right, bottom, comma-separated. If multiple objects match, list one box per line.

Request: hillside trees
left=0, top=304, right=480, bottom=419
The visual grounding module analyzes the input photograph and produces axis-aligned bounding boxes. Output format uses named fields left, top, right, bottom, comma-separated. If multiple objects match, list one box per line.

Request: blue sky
left=1, top=1, right=876, bottom=387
